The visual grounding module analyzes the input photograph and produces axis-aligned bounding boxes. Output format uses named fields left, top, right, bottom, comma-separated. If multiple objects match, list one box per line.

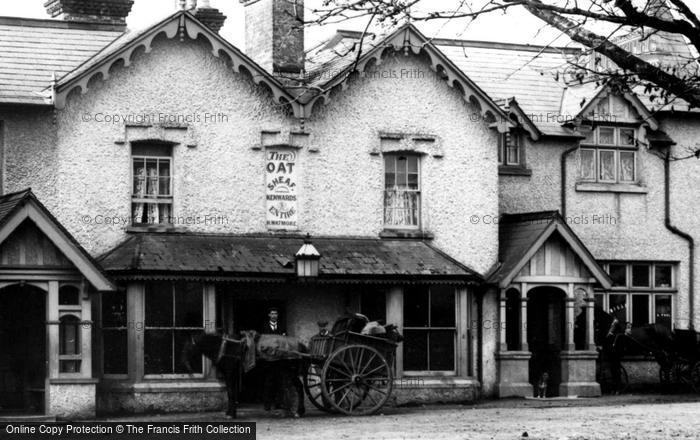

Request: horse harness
left=217, top=336, right=245, bottom=364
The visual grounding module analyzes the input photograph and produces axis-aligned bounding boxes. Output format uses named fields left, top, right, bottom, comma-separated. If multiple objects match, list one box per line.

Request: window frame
left=597, top=262, right=677, bottom=328
left=383, top=154, right=422, bottom=231
left=402, top=286, right=457, bottom=376
left=56, top=282, right=86, bottom=378
left=131, top=150, right=174, bottom=226
left=101, top=290, right=129, bottom=379
left=579, top=126, right=638, bottom=184
left=58, top=313, right=82, bottom=374
left=498, top=131, right=523, bottom=167
left=143, top=282, right=206, bottom=379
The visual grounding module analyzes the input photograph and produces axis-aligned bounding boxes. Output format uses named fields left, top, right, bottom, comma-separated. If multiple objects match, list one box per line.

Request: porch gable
left=0, top=189, right=113, bottom=291
left=490, top=211, right=611, bottom=289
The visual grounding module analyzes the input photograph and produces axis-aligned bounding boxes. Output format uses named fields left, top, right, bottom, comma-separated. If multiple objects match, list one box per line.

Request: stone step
left=0, top=414, right=56, bottom=422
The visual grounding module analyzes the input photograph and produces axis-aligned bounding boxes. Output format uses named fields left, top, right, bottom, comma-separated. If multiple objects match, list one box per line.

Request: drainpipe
left=664, top=151, right=695, bottom=330
left=560, top=146, right=578, bottom=218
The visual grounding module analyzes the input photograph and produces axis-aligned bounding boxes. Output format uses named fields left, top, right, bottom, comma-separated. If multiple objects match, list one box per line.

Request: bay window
left=384, top=155, right=420, bottom=229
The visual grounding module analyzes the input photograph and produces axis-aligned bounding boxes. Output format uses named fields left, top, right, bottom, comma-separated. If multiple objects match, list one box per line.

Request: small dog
left=537, top=372, right=549, bottom=398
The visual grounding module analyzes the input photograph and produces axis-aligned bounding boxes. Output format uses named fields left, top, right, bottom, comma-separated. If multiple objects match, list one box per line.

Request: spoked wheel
left=320, top=344, right=393, bottom=416
left=304, top=362, right=335, bottom=413
left=691, top=362, right=700, bottom=393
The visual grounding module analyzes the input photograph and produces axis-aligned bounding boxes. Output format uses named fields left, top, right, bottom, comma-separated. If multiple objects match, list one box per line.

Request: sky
left=2, top=0, right=699, bottom=49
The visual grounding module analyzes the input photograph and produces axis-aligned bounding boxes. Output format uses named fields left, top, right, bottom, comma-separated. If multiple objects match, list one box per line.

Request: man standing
left=262, top=307, right=285, bottom=336
left=261, top=307, right=285, bottom=411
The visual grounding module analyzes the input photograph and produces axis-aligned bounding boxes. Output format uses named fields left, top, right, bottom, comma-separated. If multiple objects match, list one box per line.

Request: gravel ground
left=103, top=394, right=700, bottom=440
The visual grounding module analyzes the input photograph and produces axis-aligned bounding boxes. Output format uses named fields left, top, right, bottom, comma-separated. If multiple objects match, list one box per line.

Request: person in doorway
left=262, top=307, right=286, bottom=336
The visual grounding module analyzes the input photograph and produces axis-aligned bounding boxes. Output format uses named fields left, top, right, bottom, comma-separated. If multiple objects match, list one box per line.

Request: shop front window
left=144, top=282, right=204, bottom=375
left=403, top=286, right=456, bottom=373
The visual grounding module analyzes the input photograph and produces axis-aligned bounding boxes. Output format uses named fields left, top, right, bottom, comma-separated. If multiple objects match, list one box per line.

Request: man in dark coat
left=262, top=307, right=285, bottom=336
left=261, top=307, right=285, bottom=411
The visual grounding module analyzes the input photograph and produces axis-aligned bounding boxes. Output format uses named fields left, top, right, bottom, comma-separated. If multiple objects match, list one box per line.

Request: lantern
left=295, top=235, right=321, bottom=278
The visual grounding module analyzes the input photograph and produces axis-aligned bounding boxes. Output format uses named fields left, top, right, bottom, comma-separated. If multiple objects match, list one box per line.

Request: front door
left=0, top=285, right=46, bottom=413
left=527, top=287, right=565, bottom=397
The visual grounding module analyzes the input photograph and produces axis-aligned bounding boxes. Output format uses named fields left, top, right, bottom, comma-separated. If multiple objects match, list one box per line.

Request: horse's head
left=384, top=324, right=404, bottom=343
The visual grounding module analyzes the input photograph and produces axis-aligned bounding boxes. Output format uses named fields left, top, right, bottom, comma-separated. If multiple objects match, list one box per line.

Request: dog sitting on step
left=537, top=372, right=549, bottom=398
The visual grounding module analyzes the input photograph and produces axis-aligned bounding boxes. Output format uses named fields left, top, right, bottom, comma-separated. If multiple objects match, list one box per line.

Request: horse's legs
left=260, top=361, right=273, bottom=411
left=225, top=368, right=238, bottom=418
left=293, top=371, right=305, bottom=417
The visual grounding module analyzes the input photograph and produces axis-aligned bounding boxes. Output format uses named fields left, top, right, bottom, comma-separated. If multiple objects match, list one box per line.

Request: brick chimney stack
left=44, top=0, right=134, bottom=26
left=240, top=0, right=305, bottom=74
left=193, top=0, right=227, bottom=34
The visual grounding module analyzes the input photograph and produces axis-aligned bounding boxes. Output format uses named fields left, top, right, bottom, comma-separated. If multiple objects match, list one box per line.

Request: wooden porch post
left=499, top=288, right=507, bottom=351
left=520, top=283, right=529, bottom=352
left=564, top=283, right=576, bottom=351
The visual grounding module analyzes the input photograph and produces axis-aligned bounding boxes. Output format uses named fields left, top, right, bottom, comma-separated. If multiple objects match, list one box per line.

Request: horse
left=239, top=330, right=309, bottom=418
left=182, top=331, right=309, bottom=418
left=597, top=308, right=677, bottom=391
left=181, top=333, right=245, bottom=418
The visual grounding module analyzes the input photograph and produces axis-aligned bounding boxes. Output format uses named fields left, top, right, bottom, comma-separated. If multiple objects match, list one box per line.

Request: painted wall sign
left=266, top=148, right=298, bottom=229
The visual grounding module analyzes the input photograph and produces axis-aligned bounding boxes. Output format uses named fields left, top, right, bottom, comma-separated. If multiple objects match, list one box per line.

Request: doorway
left=527, top=287, right=565, bottom=397
left=0, top=284, right=46, bottom=413
left=233, top=299, right=286, bottom=405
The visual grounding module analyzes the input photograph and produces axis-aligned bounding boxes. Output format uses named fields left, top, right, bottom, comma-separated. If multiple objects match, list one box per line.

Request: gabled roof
left=0, top=16, right=124, bottom=105
left=576, top=84, right=660, bottom=130
left=0, top=189, right=114, bottom=291
left=99, top=233, right=482, bottom=283
left=301, top=24, right=515, bottom=132
left=51, top=10, right=301, bottom=116
left=489, top=211, right=611, bottom=289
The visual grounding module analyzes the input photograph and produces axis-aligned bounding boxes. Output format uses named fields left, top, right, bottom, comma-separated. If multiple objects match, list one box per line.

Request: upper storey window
left=132, top=144, right=173, bottom=225
left=580, top=126, right=637, bottom=184
left=384, top=155, right=420, bottom=229
left=498, top=132, right=521, bottom=166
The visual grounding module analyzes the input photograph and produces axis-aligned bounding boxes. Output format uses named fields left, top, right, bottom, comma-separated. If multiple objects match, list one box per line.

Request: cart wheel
left=320, top=344, right=393, bottom=416
left=304, top=363, right=335, bottom=413
left=618, top=365, right=629, bottom=394
left=659, top=366, right=672, bottom=386
left=691, top=362, right=700, bottom=393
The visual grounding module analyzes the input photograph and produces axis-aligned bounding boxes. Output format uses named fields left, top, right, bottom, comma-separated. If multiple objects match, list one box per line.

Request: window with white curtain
left=579, top=126, right=637, bottom=184
left=384, top=155, right=420, bottom=229
left=131, top=144, right=173, bottom=225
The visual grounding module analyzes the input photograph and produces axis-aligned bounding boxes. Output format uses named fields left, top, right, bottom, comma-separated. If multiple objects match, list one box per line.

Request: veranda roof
left=98, top=233, right=482, bottom=284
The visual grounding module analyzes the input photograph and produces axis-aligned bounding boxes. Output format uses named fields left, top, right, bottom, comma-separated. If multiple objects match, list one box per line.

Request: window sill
left=575, top=182, right=648, bottom=194
left=498, top=165, right=532, bottom=176
left=379, top=230, right=434, bottom=239
left=126, top=224, right=186, bottom=233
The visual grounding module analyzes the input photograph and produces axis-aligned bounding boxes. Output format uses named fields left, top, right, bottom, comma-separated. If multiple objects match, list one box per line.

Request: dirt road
left=108, top=394, right=700, bottom=440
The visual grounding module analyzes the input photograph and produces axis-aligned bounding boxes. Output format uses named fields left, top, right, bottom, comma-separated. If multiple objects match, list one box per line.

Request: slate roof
left=0, top=16, right=124, bottom=105
left=98, top=233, right=481, bottom=283
left=491, top=211, right=561, bottom=284
left=0, top=188, right=33, bottom=228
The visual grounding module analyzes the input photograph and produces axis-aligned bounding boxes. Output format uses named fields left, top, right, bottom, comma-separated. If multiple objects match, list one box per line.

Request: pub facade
left=0, top=0, right=698, bottom=419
